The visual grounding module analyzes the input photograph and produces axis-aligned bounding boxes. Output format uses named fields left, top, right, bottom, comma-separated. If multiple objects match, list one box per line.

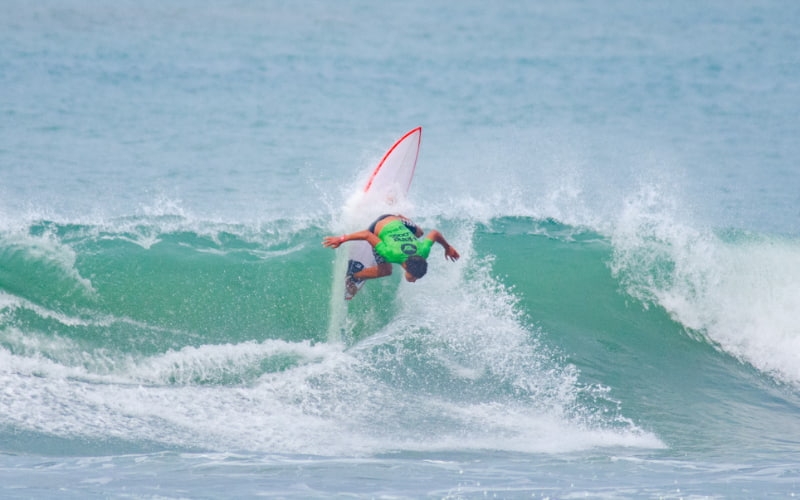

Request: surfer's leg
left=353, top=263, right=392, bottom=281
left=352, top=246, right=391, bottom=281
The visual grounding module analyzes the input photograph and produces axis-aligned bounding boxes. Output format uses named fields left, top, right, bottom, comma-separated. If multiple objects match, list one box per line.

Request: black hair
left=404, top=255, right=428, bottom=278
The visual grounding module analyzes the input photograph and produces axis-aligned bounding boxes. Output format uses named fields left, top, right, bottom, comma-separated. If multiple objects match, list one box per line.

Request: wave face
left=2, top=212, right=799, bottom=459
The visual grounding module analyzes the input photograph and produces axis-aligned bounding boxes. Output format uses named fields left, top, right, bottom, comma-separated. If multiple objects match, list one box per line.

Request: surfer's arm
left=425, top=230, right=460, bottom=262
left=322, top=230, right=380, bottom=249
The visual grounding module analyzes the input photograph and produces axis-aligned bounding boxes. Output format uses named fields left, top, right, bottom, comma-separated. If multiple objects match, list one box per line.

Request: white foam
left=381, top=224, right=663, bottom=452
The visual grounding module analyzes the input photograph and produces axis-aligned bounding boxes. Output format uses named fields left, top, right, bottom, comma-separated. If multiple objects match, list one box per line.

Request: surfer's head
left=403, top=255, right=427, bottom=282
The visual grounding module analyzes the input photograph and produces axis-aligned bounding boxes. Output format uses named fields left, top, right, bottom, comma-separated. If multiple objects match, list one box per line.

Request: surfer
left=322, top=214, right=460, bottom=294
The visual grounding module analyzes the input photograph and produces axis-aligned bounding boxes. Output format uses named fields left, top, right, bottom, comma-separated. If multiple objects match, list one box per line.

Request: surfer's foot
left=344, top=274, right=362, bottom=300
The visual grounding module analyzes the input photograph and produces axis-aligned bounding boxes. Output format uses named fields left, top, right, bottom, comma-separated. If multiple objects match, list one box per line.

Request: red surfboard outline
left=363, top=126, right=422, bottom=193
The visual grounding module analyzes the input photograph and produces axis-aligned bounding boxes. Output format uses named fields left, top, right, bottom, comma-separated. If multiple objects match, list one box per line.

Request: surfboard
left=343, top=126, right=422, bottom=300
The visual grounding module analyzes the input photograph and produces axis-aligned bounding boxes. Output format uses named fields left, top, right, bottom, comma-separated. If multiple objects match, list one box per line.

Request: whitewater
left=2, top=0, right=800, bottom=498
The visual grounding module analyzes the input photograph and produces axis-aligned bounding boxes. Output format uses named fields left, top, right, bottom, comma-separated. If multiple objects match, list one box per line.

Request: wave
left=1, top=208, right=798, bottom=456
left=477, top=214, right=800, bottom=455
left=607, top=186, right=800, bottom=386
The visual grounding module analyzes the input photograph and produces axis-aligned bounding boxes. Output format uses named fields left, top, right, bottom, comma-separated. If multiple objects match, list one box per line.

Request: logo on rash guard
left=401, top=243, right=417, bottom=255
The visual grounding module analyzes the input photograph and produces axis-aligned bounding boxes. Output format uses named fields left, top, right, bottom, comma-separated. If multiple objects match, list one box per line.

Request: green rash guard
left=374, top=220, right=433, bottom=264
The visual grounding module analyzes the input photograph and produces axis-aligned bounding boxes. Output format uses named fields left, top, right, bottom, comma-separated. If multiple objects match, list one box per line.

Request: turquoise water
left=3, top=1, right=800, bottom=498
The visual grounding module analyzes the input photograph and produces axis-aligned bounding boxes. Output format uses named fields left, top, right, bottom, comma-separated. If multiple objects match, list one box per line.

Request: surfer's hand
left=323, top=236, right=344, bottom=249
left=445, top=245, right=460, bottom=262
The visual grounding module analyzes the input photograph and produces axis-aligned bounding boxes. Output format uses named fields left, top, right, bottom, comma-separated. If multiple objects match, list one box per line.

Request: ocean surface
left=2, top=0, right=800, bottom=498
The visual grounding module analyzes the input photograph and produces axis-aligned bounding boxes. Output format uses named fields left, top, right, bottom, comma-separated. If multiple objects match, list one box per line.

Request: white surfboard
left=344, top=127, right=422, bottom=300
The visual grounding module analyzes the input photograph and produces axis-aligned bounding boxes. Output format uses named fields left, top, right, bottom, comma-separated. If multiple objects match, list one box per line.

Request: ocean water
left=2, top=0, right=800, bottom=498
